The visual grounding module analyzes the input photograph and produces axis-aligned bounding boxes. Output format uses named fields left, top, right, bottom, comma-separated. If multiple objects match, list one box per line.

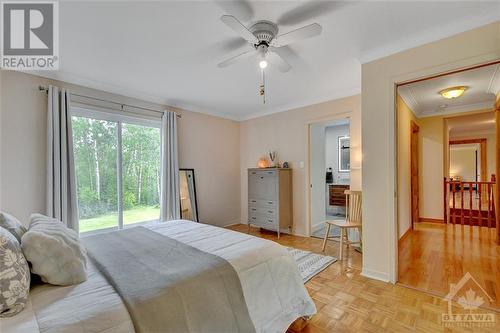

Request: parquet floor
left=227, top=224, right=499, bottom=332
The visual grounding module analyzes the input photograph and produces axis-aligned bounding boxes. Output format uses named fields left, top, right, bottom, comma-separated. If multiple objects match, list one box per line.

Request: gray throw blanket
left=83, top=227, right=256, bottom=333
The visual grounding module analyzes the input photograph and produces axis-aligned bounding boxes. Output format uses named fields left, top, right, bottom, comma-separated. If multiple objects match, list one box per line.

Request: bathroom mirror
left=338, top=136, right=350, bottom=172
left=179, top=169, right=199, bottom=222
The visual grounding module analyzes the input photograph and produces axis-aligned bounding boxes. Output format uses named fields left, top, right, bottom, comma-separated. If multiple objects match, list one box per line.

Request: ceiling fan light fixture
left=259, top=60, right=268, bottom=69
left=439, top=86, right=468, bottom=99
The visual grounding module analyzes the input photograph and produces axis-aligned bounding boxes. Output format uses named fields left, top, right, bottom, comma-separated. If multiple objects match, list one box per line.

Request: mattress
left=0, top=220, right=315, bottom=333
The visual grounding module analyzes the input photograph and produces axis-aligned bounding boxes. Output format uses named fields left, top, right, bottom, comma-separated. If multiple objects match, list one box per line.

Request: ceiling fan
left=217, top=15, right=322, bottom=73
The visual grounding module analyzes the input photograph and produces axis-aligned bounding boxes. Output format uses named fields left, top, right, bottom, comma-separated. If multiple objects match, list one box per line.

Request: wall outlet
left=299, top=161, right=304, bottom=169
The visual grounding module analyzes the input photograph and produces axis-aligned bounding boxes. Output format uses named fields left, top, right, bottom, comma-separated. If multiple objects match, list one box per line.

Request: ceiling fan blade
left=277, top=1, right=345, bottom=26
left=217, top=49, right=257, bottom=68
left=268, top=51, right=291, bottom=73
left=215, top=0, right=254, bottom=21
left=270, top=23, right=322, bottom=47
left=221, top=15, right=258, bottom=44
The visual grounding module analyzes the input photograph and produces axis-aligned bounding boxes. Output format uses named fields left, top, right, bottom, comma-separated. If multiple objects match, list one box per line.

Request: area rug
left=286, top=247, right=337, bottom=283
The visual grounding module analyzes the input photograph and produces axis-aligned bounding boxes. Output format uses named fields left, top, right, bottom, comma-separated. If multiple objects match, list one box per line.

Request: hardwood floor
left=228, top=224, right=499, bottom=332
left=399, top=222, right=500, bottom=311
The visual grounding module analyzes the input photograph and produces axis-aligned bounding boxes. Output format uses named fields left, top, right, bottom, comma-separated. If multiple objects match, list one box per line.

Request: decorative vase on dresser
left=247, top=168, right=293, bottom=238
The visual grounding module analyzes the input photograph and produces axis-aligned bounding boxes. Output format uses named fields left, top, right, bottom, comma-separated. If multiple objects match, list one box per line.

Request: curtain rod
left=38, top=85, right=181, bottom=118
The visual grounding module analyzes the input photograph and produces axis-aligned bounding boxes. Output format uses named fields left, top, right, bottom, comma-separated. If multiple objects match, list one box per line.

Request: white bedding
left=0, top=220, right=316, bottom=333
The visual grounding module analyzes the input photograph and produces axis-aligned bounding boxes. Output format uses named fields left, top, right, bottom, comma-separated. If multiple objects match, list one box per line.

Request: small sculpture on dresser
left=269, top=151, right=278, bottom=168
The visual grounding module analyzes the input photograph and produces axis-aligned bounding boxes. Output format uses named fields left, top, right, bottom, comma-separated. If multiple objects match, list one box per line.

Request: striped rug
left=286, top=247, right=337, bottom=283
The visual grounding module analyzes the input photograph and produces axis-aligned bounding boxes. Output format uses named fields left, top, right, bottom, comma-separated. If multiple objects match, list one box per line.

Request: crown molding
left=397, top=85, right=420, bottom=115
left=360, top=15, right=500, bottom=64
left=23, top=70, right=242, bottom=121
left=487, top=63, right=500, bottom=95
left=419, top=101, right=494, bottom=118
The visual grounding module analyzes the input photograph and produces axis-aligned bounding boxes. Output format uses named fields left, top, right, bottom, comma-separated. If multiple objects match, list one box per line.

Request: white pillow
left=21, top=214, right=87, bottom=286
left=0, top=227, right=30, bottom=317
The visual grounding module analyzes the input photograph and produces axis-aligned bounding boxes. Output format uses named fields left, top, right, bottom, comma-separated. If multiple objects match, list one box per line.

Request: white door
left=310, top=123, right=326, bottom=234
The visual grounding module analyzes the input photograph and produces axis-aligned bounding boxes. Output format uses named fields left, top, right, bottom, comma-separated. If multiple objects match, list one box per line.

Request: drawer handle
left=251, top=217, right=256, bottom=220
left=268, top=210, right=273, bottom=213
left=251, top=200, right=256, bottom=203
left=268, top=219, right=273, bottom=223
left=260, top=176, right=264, bottom=179
left=267, top=201, right=273, bottom=204
left=251, top=208, right=257, bottom=211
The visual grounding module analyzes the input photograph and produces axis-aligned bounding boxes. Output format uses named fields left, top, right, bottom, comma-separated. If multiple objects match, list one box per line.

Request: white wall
left=0, top=71, right=241, bottom=227
left=362, top=22, right=500, bottom=283
left=449, top=145, right=479, bottom=181
left=240, top=95, right=362, bottom=236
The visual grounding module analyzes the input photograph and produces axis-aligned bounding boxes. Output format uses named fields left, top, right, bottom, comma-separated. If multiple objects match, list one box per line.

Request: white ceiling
left=33, top=1, right=500, bottom=120
left=398, top=63, right=500, bottom=118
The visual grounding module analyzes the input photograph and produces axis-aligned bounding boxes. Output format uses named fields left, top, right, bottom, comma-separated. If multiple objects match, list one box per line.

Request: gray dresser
left=248, top=168, right=293, bottom=237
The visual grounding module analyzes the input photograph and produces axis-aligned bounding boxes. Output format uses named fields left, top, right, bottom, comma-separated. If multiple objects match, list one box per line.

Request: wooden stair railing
left=443, top=175, right=496, bottom=227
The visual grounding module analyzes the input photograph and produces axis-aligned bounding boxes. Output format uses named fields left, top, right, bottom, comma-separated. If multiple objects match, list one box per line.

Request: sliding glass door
left=72, top=109, right=161, bottom=234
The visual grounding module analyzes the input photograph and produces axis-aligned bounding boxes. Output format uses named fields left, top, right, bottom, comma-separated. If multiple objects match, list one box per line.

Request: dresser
left=248, top=168, right=293, bottom=237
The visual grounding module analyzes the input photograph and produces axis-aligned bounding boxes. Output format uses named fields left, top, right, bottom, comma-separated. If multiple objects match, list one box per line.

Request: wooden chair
left=321, top=190, right=362, bottom=260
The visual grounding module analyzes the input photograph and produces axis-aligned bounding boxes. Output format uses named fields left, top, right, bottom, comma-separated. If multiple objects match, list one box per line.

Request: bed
left=1, top=220, right=316, bottom=333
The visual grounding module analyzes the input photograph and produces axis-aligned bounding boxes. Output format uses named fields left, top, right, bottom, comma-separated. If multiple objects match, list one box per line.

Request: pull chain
left=259, top=69, right=266, bottom=104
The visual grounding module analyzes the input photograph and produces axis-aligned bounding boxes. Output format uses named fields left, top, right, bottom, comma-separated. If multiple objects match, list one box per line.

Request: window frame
left=71, top=106, right=162, bottom=235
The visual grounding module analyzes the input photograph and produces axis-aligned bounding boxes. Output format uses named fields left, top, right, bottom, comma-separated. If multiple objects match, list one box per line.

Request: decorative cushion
left=0, top=212, right=27, bottom=243
left=21, top=214, right=87, bottom=286
left=0, top=227, right=30, bottom=317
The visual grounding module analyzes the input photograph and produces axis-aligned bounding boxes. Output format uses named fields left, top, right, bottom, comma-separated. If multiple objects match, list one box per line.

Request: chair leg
left=322, top=223, right=331, bottom=252
left=339, top=228, right=344, bottom=260
left=358, top=227, right=362, bottom=247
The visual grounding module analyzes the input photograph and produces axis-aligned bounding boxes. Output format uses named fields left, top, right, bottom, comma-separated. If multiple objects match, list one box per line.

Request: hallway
left=398, top=222, right=500, bottom=311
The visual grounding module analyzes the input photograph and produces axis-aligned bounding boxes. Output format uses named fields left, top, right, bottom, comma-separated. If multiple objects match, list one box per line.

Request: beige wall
left=362, top=22, right=500, bottom=282
left=240, top=95, right=361, bottom=236
left=417, top=116, right=444, bottom=220
left=396, top=95, right=417, bottom=238
left=0, top=71, right=240, bottom=227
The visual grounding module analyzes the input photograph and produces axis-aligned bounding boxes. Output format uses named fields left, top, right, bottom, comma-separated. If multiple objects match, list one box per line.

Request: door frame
left=394, top=59, right=500, bottom=282
left=449, top=138, right=487, bottom=182
left=410, top=120, right=419, bottom=229
left=305, top=112, right=352, bottom=237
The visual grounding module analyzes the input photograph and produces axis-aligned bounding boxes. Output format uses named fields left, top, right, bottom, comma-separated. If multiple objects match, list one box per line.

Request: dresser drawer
left=248, top=213, right=278, bottom=229
left=248, top=206, right=277, bottom=217
left=248, top=198, right=277, bottom=208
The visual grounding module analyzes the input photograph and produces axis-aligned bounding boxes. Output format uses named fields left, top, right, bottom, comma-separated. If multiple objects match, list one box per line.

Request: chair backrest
left=345, top=190, right=362, bottom=223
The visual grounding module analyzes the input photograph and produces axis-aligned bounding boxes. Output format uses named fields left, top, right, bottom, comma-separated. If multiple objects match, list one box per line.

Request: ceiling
left=398, top=63, right=500, bottom=118
left=33, top=1, right=500, bottom=120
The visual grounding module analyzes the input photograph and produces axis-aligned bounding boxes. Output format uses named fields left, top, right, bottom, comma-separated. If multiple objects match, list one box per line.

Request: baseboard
left=361, top=268, right=391, bottom=283
left=222, top=219, right=245, bottom=227
left=419, top=217, right=444, bottom=223
left=398, top=228, right=411, bottom=244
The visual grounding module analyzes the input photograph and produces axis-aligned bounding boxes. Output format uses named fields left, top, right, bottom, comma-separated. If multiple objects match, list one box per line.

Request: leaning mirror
left=179, top=169, right=199, bottom=222
left=338, top=136, right=350, bottom=172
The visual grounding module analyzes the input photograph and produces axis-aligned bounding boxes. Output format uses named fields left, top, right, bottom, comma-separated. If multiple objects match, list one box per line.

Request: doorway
left=396, top=61, right=500, bottom=309
left=309, top=118, right=351, bottom=239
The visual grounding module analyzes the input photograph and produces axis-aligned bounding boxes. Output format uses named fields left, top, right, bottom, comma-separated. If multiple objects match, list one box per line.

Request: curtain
left=160, top=111, right=180, bottom=221
left=46, top=86, right=79, bottom=231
